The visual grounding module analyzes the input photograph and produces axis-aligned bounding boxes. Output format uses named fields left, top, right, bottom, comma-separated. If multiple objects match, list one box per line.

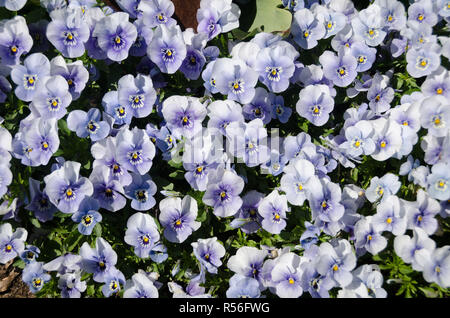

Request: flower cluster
left=0, top=0, right=449, bottom=298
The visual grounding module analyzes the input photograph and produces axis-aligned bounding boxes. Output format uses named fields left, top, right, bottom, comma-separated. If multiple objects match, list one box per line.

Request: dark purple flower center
left=86, top=121, right=99, bottom=133
left=4, top=244, right=12, bottom=253
left=63, top=31, right=78, bottom=46
left=115, top=106, right=127, bottom=118
left=109, top=280, right=119, bottom=292
left=416, top=57, right=429, bottom=69
left=47, top=97, right=61, bottom=111
left=336, top=66, right=347, bottom=78
left=104, top=187, right=114, bottom=198
left=82, top=214, right=94, bottom=226
left=64, top=187, right=76, bottom=201
left=128, top=150, right=143, bottom=165
left=111, top=163, right=123, bottom=176
left=112, top=35, right=126, bottom=50
left=98, top=260, right=106, bottom=271
left=32, top=277, right=43, bottom=289
left=173, top=218, right=183, bottom=229
left=247, top=208, right=258, bottom=220
left=156, top=12, right=167, bottom=23
left=310, top=105, right=321, bottom=116
left=230, top=79, right=244, bottom=94
left=67, top=78, right=75, bottom=89
left=357, top=55, right=367, bottom=64
left=10, top=45, right=18, bottom=55
left=41, top=140, right=50, bottom=151
left=130, top=94, right=145, bottom=109
left=195, top=165, right=204, bottom=176
left=140, top=234, right=151, bottom=247
left=162, top=48, right=175, bottom=62
left=378, top=139, right=388, bottom=149
left=38, top=196, right=49, bottom=211
left=180, top=114, right=192, bottom=127
left=249, top=263, right=260, bottom=278
left=135, top=189, right=148, bottom=202
left=24, top=75, right=37, bottom=90
left=266, top=66, right=282, bottom=82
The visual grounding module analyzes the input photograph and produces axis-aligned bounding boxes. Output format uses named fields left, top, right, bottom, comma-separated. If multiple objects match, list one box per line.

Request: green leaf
left=65, top=231, right=83, bottom=252
left=94, top=223, right=102, bottom=237
left=86, top=284, right=95, bottom=297
left=419, top=287, right=439, bottom=298
left=30, top=218, right=41, bottom=228
left=242, top=0, right=292, bottom=33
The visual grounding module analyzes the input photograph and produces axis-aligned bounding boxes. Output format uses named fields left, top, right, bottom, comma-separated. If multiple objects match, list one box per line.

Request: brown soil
left=0, top=261, right=35, bottom=298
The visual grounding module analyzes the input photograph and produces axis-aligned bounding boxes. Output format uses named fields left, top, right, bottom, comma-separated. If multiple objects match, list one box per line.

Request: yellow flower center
left=28, top=78, right=34, bottom=84
left=204, top=253, right=210, bottom=260
left=386, top=217, right=392, bottom=224
left=313, top=106, right=320, bottom=114
left=119, top=108, right=124, bottom=114
left=115, top=36, right=121, bottom=44
left=233, top=83, right=239, bottom=90
left=339, top=68, right=345, bottom=75
left=249, top=209, right=256, bottom=216
left=182, top=116, right=188, bottom=123
left=375, top=95, right=380, bottom=101
left=220, top=191, right=226, bottom=198
left=354, top=140, right=361, bottom=147
left=388, top=15, right=393, bottom=22
left=418, top=14, right=424, bottom=21
left=303, top=31, right=309, bottom=38
left=288, top=278, right=295, bottom=284
left=327, top=21, right=333, bottom=29
left=11, top=46, right=17, bottom=53
left=5, top=245, right=12, bottom=252
left=132, top=153, right=138, bottom=159
left=99, top=261, right=105, bottom=268
left=417, top=215, right=423, bottom=222
left=420, top=60, right=427, bottom=67
left=439, top=181, right=445, bottom=188
left=367, top=235, right=372, bottom=241
left=175, top=220, right=182, bottom=226
left=368, top=29, right=374, bottom=35
left=166, top=50, right=172, bottom=56
left=321, top=201, right=328, bottom=208
left=435, top=266, right=441, bottom=273
left=333, top=264, right=339, bottom=271
left=274, top=213, right=280, bottom=220
left=42, top=142, right=49, bottom=149
left=196, top=166, right=203, bottom=173
left=67, top=34, right=73, bottom=40
left=190, top=56, right=196, bottom=64
left=84, top=216, right=91, bottom=223
left=66, top=189, right=73, bottom=196
left=358, top=56, right=365, bottom=63
left=52, top=100, right=58, bottom=107
left=298, top=184, right=303, bottom=191
left=434, top=117, right=441, bottom=125
left=67, top=79, right=73, bottom=85
left=380, top=141, right=386, bottom=148
left=436, top=88, right=443, bottom=94
left=143, top=236, right=149, bottom=243
left=402, top=121, right=409, bottom=126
